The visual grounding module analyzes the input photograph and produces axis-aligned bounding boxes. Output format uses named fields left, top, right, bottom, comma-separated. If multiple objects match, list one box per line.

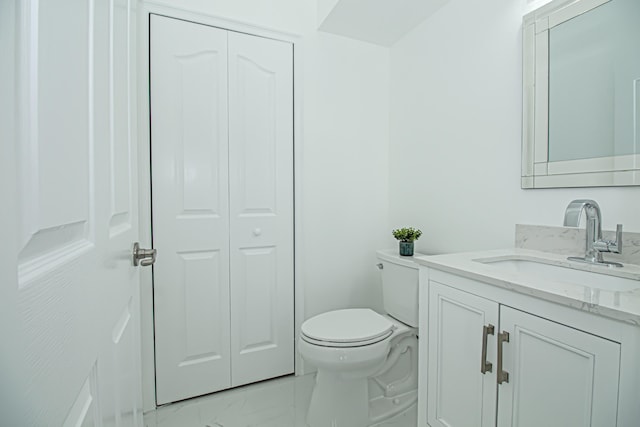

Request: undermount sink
left=476, top=258, right=640, bottom=292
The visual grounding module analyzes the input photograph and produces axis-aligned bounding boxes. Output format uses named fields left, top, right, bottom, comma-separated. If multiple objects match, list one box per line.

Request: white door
left=150, top=15, right=294, bottom=404
left=150, top=15, right=232, bottom=404
left=427, top=281, right=499, bottom=427
left=228, top=30, right=294, bottom=388
left=497, top=306, right=621, bottom=427
left=0, top=0, right=142, bottom=425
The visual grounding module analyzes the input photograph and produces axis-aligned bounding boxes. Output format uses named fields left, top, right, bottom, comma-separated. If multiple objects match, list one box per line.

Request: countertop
left=414, top=248, right=640, bottom=326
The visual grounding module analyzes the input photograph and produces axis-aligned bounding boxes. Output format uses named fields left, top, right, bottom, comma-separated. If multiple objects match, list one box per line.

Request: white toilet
left=299, top=249, right=422, bottom=427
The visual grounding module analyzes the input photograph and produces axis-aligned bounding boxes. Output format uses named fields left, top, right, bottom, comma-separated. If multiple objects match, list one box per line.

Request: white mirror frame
left=522, top=0, right=640, bottom=188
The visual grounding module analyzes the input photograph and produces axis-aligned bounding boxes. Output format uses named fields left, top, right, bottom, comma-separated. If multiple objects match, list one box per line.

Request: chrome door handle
left=481, top=324, right=494, bottom=374
left=497, top=330, right=510, bottom=384
left=133, top=242, right=156, bottom=267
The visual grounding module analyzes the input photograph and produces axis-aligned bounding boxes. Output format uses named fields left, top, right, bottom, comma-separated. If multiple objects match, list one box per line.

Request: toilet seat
left=301, top=308, right=395, bottom=348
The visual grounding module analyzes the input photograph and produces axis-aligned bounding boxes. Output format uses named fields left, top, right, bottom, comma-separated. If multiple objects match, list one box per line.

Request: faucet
left=563, top=199, right=623, bottom=267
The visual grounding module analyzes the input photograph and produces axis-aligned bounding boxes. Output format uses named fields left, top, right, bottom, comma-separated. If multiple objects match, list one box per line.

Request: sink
left=475, top=258, right=640, bottom=292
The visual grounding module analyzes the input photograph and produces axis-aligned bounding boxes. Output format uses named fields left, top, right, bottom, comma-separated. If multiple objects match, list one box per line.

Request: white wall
left=143, top=0, right=390, bottom=318
left=389, top=0, right=640, bottom=255
left=300, top=32, right=390, bottom=317
left=317, top=0, right=340, bottom=25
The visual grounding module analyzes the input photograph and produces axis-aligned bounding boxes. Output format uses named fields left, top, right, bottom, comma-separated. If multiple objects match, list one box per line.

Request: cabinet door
left=497, top=306, right=620, bottom=427
left=427, top=281, right=499, bottom=427
left=150, top=15, right=231, bottom=404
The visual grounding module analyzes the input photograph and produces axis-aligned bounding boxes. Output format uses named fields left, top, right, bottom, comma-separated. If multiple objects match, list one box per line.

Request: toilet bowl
left=299, top=309, right=418, bottom=427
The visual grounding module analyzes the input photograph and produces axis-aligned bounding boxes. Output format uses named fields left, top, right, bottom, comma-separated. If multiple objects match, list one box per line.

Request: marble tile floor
left=144, top=373, right=417, bottom=427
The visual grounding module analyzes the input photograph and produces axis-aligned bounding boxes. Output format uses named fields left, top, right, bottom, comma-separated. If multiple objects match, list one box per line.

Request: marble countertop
left=414, top=248, right=640, bottom=326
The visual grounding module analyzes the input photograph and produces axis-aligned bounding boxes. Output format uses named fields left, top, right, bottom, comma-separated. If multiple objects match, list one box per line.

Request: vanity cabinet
left=425, top=277, right=621, bottom=427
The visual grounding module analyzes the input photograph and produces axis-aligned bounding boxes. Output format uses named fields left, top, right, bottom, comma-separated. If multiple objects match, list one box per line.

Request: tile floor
left=144, top=374, right=417, bottom=427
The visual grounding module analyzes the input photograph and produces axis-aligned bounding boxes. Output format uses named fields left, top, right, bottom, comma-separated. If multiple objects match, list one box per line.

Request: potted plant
left=392, top=227, right=422, bottom=256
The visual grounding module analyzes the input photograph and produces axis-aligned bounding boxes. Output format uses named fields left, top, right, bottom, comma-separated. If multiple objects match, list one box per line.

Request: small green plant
left=392, top=227, right=422, bottom=242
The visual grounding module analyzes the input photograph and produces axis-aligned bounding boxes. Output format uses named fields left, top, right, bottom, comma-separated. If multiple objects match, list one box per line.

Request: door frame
left=137, top=3, right=306, bottom=411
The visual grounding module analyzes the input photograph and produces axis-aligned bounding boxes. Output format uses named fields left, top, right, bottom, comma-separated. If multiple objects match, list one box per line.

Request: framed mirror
left=522, top=0, right=640, bottom=188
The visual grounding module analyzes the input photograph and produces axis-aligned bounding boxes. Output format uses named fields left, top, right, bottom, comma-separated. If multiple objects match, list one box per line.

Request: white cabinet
left=427, top=282, right=498, bottom=427
left=150, top=14, right=294, bottom=405
left=424, top=275, right=621, bottom=427
left=498, top=306, right=619, bottom=427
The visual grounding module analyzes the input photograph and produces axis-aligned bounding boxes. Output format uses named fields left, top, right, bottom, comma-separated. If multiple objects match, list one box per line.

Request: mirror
left=522, top=0, right=640, bottom=188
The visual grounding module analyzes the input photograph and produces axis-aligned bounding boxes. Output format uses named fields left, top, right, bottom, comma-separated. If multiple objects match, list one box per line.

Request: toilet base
left=306, top=333, right=418, bottom=427
left=368, top=333, right=418, bottom=423
left=307, top=371, right=371, bottom=427
left=369, top=389, right=417, bottom=424
left=306, top=370, right=418, bottom=427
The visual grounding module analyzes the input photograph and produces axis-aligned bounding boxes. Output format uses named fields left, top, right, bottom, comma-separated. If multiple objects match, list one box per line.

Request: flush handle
left=480, top=324, right=494, bottom=374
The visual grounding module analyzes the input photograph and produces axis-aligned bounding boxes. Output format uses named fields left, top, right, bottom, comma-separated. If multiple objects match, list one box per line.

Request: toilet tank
left=377, top=249, right=423, bottom=328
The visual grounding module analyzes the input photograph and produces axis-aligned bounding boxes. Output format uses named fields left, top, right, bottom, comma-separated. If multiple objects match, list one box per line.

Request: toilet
left=299, top=249, right=422, bottom=427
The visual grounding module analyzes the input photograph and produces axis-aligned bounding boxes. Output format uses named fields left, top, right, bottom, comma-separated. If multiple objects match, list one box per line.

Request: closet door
left=228, top=32, right=294, bottom=387
left=150, top=15, right=231, bottom=404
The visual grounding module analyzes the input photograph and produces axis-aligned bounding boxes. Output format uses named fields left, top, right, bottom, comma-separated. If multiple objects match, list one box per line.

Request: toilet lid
left=301, top=309, right=395, bottom=344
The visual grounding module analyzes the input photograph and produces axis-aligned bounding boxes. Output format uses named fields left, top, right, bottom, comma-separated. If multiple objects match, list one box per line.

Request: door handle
left=133, top=242, right=157, bottom=267
left=497, top=330, right=510, bottom=384
left=480, top=324, right=494, bottom=374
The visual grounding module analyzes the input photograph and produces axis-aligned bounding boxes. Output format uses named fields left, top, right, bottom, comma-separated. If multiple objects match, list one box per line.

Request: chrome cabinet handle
left=481, top=324, right=495, bottom=374
left=133, top=242, right=157, bottom=267
left=497, top=330, right=510, bottom=384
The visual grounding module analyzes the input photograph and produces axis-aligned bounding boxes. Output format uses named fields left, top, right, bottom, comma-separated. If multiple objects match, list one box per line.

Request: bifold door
left=150, top=15, right=294, bottom=405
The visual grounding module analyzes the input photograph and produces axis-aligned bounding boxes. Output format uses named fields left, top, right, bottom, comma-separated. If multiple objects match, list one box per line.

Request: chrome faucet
left=563, top=199, right=623, bottom=267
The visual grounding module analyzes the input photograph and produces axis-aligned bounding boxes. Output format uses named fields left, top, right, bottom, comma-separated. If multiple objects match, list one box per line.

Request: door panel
left=63, top=370, right=100, bottom=427
left=99, top=296, right=142, bottom=427
left=99, top=1, right=142, bottom=423
left=497, top=306, right=620, bottom=427
left=109, top=0, right=134, bottom=235
left=428, top=281, right=499, bottom=427
left=150, top=15, right=231, bottom=404
left=235, top=247, right=279, bottom=353
left=17, top=0, right=92, bottom=286
left=228, top=31, right=294, bottom=387
left=2, top=0, right=141, bottom=425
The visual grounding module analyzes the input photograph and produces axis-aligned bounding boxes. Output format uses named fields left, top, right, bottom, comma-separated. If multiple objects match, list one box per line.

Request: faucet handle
left=594, top=224, right=623, bottom=254
left=613, top=224, right=623, bottom=254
